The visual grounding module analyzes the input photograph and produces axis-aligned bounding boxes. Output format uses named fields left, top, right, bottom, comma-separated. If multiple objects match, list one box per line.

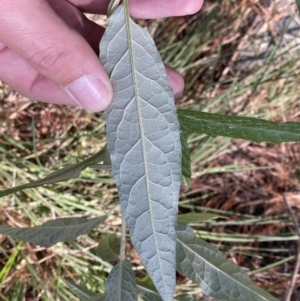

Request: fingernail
left=65, top=75, right=111, bottom=112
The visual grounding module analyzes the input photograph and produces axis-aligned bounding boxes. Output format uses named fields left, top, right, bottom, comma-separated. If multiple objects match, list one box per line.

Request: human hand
left=0, top=0, right=203, bottom=112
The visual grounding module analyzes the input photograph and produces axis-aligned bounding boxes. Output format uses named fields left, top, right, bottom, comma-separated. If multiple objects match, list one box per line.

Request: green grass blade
left=0, top=242, right=21, bottom=285
left=177, top=213, right=220, bottom=224
left=5, top=281, right=24, bottom=301
left=178, top=109, right=300, bottom=143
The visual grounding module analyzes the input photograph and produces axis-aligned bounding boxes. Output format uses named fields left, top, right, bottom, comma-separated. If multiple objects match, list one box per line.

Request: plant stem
left=120, top=215, right=126, bottom=261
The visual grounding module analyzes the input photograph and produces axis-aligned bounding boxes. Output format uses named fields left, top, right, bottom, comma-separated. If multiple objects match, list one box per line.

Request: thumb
left=0, top=0, right=112, bottom=112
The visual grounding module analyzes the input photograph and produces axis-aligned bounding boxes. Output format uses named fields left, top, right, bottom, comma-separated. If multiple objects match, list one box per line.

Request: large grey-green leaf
left=137, top=286, right=196, bottom=301
left=103, top=261, right=137, bottom=301
left=178, top=109, right=300, bottom=143
left=0, top=146, right=111, bottom=198
left=62, top=279, right=98, bottom=300
left=176, top=223, right=279, bottom=301
left=0, top=216, right=107, bottom=248
left=87, top=294, right=106, bottom=300
left=100, top=3, right=181, bottom=301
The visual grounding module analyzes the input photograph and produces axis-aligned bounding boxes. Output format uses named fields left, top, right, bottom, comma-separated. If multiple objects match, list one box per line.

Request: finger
left=165, top=66, right=185, bottom=98
left=0, top=0, right=112, bottom=112
left=68, top=0, right=204, bottom=18
left=0, top=43, right=183, bottom=105
left=47, top=0, right=105, bottom=54
left=65, top=0, right=110, bottom=14
left=0, top=43, right=75, bottom=106
left=129, top=0, right=204, bottom=18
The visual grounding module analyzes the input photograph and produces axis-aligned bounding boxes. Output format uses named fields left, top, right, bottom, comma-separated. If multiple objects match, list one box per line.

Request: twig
left=282, top=193, right=300, bottom=301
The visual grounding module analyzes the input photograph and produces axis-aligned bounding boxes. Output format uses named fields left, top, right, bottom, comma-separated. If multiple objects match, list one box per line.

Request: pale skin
left=0, top=0, right=204, bottom=112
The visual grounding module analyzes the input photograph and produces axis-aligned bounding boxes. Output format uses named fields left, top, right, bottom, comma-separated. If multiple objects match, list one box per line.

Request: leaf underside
left=103, top=261, right=137, bottom=301
left=176, top=223, right=279, bottom=301
left=0, top=216, right=107, bottom=248
left=96, top=233, right=120, bottom=262
left=100, top=4, right=181, bottom=301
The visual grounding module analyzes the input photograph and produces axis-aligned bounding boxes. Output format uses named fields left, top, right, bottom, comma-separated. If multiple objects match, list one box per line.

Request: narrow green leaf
left=104, top=261, right=137, bottom=301
left=62, top=279, right=98, bottom=300
left=96, top=233, right=120, bottom=262
left=177, top=213, right=220, bottom=224
left=100, top=3, right=181, bottom=301
left=0, top=216, right=108, bottom=248
left=178, top=109, right=300, bottom=143
left=176, top=223, right=279, bottom=301
left=180, top=133, right=191, bottom=189
left=0, top=146, right=111, bottom=198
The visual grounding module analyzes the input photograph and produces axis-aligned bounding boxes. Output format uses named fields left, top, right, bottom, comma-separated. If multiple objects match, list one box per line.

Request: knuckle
left=0, top=42, right=6, bottom=53
left=28, top=47, right=69, bottom=74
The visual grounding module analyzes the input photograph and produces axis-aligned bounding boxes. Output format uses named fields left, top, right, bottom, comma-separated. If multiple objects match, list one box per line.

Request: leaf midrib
left=118, top=261, right=123, bottom=301
left=124, top=0, right=166, bottom=291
